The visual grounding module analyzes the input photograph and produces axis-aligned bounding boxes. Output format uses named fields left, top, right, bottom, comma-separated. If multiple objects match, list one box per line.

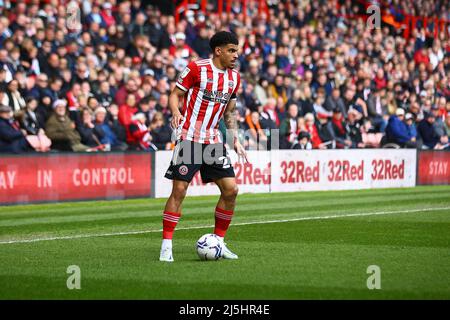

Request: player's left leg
left=214, top=177, right=239, bottom=259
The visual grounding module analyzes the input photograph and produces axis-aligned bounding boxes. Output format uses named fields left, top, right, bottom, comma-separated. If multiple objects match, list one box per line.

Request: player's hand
left=234, top=140, right=248, bottom=163
left=170, top=112, right=184, bottom=129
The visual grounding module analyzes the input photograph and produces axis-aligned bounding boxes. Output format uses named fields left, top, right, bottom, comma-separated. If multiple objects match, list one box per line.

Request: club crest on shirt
left=228, top=81, right=234, bottom=88
left=207, top=78, right=213, bottom=83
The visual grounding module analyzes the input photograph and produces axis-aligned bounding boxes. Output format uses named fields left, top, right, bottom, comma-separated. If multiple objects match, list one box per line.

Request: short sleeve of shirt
left=176, top=62, right=198, bottom=92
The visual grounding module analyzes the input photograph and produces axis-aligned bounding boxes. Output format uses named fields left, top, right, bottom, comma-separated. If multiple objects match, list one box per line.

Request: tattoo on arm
left=224, top=101, right=238, bottom=144
left=224, top=105, right=237, bottom=130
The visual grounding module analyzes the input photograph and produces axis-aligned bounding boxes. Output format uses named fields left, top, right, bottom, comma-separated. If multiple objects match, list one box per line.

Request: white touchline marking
left=0, top=207, right=449, bottom=245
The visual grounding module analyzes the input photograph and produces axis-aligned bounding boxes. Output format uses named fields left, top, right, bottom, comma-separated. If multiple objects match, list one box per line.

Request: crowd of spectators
left=0, top=0, right=449, bottom=154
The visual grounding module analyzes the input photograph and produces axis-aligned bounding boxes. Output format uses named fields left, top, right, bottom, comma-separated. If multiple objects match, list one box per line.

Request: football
left=196, top=234, right=223, bottom=261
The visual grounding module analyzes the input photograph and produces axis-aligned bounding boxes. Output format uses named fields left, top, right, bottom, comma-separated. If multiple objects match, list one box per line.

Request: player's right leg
left=159, top=179, right=189, bottom=262
left=159, top=140, right=200, bottom=262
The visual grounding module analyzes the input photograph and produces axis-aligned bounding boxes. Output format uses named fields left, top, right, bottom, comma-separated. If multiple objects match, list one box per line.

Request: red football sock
left=214, top=207, right=234, bottom=238
left=162, top=211, right=181, bottom=239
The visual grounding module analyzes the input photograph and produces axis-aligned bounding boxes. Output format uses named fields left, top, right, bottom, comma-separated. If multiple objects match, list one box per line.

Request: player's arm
left=224, top=99, right=248, bottom=163
left=170, top=62, right=198, bottom=129
left=168, top=86, right=186, bottom=129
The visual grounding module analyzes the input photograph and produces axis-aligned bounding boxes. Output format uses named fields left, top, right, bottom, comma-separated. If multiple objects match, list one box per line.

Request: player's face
left=218, top=44, right=239, bottom=69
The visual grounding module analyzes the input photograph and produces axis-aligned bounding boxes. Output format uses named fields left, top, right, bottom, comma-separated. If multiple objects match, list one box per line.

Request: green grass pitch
left=0, top=186, right=449, bottom=299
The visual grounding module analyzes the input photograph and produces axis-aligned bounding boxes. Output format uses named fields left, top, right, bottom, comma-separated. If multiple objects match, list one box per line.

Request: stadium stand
left=0, top=0, right=449, bottom=153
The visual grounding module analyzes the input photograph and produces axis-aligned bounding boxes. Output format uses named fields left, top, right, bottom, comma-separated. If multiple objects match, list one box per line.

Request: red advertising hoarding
left=417, top=151, right=450, bottom=185
left=0, top=153, right=152, bottom=204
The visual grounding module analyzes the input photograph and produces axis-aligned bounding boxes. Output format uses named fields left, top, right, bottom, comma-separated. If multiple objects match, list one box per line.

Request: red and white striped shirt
left=176, top=58, right=241, bottom=144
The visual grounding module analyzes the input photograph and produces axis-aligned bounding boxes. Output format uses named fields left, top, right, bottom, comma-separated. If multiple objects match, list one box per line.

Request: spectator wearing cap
left=45, top=99, right=89, bottom=152
left=417, top=112, right=445, bottom=149
left=385, top=108, right=417, bottom=148
left=143, top=68, right=156, bottom=81
left=0, top=104, right=31, bottom=153
left=101, top=2, right=116, bottom=28
left=291, top=131, right=312, bottom=150
left=404, top=112, right=419, bottom=145
left=169, top=32, right=194, bottom=61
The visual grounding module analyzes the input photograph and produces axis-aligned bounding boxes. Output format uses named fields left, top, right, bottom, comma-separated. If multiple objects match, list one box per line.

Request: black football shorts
left=164, top=140, right=235, bottom=183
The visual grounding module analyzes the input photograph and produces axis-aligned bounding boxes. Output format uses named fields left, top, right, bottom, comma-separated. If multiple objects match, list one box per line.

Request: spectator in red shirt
left=114, top=78, right=141, bottom=106
left=304, top=113, right=326, bottom=149
left=128, top=112, right=156, bottom=151
left=414, top=48, right=430, bottom=67
left=373, top=69, right=387, bottom=90
left=100, top=2, right=116, bottom=28
left=119, top=93, right=139, bottom=144
left=169, top=32, right=195, bottom=60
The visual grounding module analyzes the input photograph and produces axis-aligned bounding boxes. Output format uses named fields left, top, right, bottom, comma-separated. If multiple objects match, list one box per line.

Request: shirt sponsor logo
left=202, top=89, right=230, bottom=104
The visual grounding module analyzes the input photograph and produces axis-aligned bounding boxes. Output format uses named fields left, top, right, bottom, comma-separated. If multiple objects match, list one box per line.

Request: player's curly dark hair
left=209, top=31, right=239, bottom=51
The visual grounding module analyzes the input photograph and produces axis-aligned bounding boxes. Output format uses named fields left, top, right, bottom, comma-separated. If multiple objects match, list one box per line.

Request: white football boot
left=159, top=240, right=174, bottom=262
left=218, top=238, right=239, bottom=260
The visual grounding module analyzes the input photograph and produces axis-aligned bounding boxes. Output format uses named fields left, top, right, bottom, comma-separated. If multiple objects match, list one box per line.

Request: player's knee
left=172, top=184, right=188, bottom=200
left=222, top=185, right=239, bottom=201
